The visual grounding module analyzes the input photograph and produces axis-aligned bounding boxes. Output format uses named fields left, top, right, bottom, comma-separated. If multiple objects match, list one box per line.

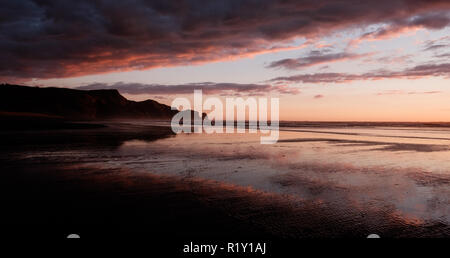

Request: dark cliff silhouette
left=0, top=84, right=205, bottom=130
left=0, top=84, right=205, bottom=120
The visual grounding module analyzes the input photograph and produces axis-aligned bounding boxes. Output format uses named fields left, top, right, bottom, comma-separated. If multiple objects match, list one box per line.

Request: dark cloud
left=267, top=50, right=371, bottom=70
left=435, top=53, right=450, bottom=58
left=76, top=82, right=300, bottom=95
left=270, top=62, right=450, bottom=84
left=426, top=44, right=448, bottom=51
left=1, top=0, right=450, bottom=80
left=314, top=94, right=324, bottom=99
left=423, top=36, right=450, bottom=52
left=349, top=11, right=450, bottom=46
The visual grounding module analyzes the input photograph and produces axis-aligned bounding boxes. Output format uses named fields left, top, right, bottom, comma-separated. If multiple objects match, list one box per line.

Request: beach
left=0, top=121, right=449, bottom=242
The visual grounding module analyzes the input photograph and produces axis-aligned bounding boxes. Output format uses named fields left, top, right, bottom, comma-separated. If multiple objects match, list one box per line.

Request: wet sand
left=0, top=122, right=449, bottom=245
left=1, top=161, right=448, bottom=241
left=0, top=164, right=270, bottom=240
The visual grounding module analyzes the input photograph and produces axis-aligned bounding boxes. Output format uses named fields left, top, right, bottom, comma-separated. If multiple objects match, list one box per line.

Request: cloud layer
left=376, top=90, right=442, bottom=96
left=270, top=63, right=450, bottom=84
left=77, top=82, right=300, bottom=96
left=1, top=0, right=450, bottom=80
left=267, top=50, right=372, bottom=70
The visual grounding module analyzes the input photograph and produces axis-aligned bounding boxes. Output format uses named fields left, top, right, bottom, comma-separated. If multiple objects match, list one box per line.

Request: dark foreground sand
left=1, top=161, right=448, bottom=240
left=0, top=124, right=448, bottom=252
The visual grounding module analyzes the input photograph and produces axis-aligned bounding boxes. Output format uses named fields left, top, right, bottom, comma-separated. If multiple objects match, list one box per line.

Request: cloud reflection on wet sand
left=3, top=123, right=449, bottom=237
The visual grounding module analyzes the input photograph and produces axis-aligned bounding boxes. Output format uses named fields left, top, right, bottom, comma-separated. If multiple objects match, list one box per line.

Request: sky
left=2, top=0, right=450, bottom=121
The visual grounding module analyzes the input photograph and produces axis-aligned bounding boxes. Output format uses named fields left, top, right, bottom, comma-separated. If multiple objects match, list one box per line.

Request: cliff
left=0, top=84, right=203, bottom=121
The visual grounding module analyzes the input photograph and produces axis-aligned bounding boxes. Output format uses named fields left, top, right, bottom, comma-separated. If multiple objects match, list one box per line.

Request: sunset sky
left=2, top=0, right=450, bottom=121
